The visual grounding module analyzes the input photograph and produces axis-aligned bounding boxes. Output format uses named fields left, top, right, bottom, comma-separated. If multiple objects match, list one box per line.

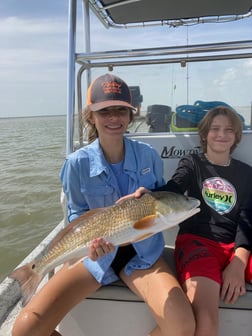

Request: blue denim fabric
left=60, top=137, right=165, bottom=284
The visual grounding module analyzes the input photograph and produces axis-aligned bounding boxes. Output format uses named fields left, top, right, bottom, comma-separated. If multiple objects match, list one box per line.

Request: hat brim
left=89, top=100, right=136, bottom=112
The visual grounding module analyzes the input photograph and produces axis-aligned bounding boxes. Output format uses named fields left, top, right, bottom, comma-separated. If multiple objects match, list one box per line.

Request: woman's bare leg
left=12, top=261, right=101, bottom=336
left=120, top=257, right=195, bottom=336
left=183, top=276, right=220, bottom=336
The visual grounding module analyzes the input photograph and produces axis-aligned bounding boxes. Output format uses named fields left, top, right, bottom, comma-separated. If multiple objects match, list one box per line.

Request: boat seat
left=87, top=245, right=252, bottom=310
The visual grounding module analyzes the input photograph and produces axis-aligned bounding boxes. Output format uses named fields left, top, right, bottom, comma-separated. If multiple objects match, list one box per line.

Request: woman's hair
left=83, top=106, right=134, bottom=143
left=198, top=106, right=243, bottom=153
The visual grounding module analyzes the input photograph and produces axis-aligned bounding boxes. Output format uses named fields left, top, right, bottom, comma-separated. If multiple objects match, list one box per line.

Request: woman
left=126, top=106, right=252, bottom=336
left=12, top=73, right=195, bottom=336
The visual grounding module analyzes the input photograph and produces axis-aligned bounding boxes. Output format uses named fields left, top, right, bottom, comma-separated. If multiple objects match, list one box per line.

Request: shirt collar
left=86, top=137, right=137, bottom=177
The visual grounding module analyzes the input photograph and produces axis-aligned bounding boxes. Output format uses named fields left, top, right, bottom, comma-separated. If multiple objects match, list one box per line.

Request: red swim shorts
left=174, top=233, right=252, bottom=285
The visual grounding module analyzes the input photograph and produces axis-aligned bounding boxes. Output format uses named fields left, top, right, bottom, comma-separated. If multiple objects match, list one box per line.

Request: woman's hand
left=89, top=238, right=115, bottom=261
left=116, top=187, right=150, bottom=204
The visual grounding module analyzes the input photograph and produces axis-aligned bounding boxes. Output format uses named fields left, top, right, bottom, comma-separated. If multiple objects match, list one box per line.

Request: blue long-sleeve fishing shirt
left=60, top=137, right=165, bottom=284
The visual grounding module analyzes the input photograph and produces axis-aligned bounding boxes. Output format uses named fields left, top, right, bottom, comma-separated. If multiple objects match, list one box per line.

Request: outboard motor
left=129, top=86, right=143, bottom=116
left=146, top=104, right=172, bottom=132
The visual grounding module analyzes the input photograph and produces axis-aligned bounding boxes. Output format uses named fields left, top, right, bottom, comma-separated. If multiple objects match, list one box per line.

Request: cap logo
left=87, top=74, right=135, bottom=111
left=102, top=81, right=122, bottom=95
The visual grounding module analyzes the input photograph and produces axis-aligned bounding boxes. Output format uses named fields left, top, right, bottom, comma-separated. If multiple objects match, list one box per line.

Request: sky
left=0, top=0, right=251, bottom=118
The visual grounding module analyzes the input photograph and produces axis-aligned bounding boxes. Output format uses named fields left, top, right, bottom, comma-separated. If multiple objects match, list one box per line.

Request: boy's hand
left=116, top=187, right=150, bottom=204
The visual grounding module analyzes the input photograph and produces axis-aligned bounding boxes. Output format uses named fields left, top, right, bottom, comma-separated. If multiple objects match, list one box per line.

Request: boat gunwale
left=0, top=220, right=65, bottom=326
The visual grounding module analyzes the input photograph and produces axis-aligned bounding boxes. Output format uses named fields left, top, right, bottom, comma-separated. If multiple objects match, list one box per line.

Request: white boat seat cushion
left=87, top=245, right=252, bottom=309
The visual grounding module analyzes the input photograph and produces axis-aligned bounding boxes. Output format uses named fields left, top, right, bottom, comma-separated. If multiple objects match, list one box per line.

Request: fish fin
left=9, top=262, right=43, bottom=306
left=67, top=256, right=88, bottom=267
left=133, top=233, right=153, bottom=242
left=133, top=215, right=156, bottom=230
left=116, top=196, right=137, bottom=205
left=49, top=207, right=107, bottom=249
left=77, top=207, right=107, bottom=219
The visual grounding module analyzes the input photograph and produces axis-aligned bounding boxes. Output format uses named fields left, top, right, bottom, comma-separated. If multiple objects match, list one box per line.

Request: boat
left=1, top=0, right=252, bottom=335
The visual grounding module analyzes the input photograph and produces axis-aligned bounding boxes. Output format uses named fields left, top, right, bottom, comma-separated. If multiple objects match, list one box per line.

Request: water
left=1, top=110, right=250, bottom=283
left=0, top=116, right=67, bottom=282
left=0, top=115, right=149, bottom=283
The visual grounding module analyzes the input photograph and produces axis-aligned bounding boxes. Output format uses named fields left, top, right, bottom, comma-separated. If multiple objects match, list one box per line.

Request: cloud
left=0, top=16, right=68, bottom=117
left=0, top=17, right=67, bottom=67
left=242, top=58, right=252, bottom=75
left=0, top=0, right=68, bottom=19
left=213, top=68, right=237, bottom=87
left=0, top=16, right=68, bottom=43
left=0, top=7, right=251, bottom=117
left=0, top=16, right=64, bottom=34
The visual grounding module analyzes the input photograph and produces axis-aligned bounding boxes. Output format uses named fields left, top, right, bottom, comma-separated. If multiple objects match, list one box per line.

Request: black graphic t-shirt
left=160, top=153, right=252, bottom=249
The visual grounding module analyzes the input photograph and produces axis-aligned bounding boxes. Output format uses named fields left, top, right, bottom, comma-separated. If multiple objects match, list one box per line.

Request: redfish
left=9, top=191, right=200, bottom=306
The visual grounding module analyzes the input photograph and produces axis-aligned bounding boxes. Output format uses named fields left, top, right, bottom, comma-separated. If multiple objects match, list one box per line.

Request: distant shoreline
left=0, top=114, right=66, bottom=120
left=1, top=105, right=251, bottom=124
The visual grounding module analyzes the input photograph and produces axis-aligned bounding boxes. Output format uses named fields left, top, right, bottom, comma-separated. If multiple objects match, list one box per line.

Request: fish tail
left=9, top=262, right=43, bottom=306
